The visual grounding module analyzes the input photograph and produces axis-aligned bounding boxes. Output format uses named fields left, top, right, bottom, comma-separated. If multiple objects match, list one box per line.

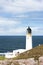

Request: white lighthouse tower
left=26, top=27, right=32, bottom=50
left=5, top=26, right=32, bottom=58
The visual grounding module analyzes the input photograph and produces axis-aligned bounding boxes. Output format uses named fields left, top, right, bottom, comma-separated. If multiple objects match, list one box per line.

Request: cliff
left=14, top=45, right=43, bottom=60
left=0, top=45, right=43, bottom=65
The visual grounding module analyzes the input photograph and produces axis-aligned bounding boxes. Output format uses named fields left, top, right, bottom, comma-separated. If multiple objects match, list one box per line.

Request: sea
left=0, top=36, right=43, bottom=53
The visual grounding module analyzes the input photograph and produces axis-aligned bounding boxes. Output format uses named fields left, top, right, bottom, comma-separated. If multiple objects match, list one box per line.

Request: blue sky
left=0, top=0, right=43, bottom=35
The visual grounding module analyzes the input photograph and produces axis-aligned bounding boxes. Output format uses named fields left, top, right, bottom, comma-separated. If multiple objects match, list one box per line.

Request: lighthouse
left=5, top=26, right=32, bottom=58
left=26, top=27, right=32, bottom=50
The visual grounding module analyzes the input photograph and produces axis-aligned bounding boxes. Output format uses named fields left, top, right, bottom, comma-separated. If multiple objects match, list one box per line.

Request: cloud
left=32, top=27, right=43, bottom=35
left=8, top=27, right=26, bottom=35
left=0, top=17, right=43, bottom=35
left=0, top=0, right=43, bottom=14
left=0, top=17, right=26, bottom=35
left=0, top=27, right=26, bottom=35
left=0, top=0, right=43, bottom=35
left=34, top=0, right=42, bottom=2
left=0, top=17, right=22, bottom=35
left=15, top=14, right=29, bottom=18
left=0, top=17, right=21, bottom=23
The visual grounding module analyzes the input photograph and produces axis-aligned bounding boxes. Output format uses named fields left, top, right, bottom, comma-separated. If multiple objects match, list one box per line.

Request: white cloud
left=0, top=18, right=43, bottom=35
left=0, top=0, right=43, bottom=35
left=32, top=27, right=43, bottom=35
left=8, top=27, right=26, bottom=35
left=0, top=0, right=43, bottom=14
left=15, top=14, right=29, bottom=18
left=0, top=17, right=22, bottom=35
left=0, top=17, right=20, bottom=25
left=0, top=27, right=26, bottom=35
left=0, top=17, right=26, bottom=35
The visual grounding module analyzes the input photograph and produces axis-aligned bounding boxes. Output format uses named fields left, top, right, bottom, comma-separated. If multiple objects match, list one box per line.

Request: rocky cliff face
left=0, top=57, right=43, bottom=65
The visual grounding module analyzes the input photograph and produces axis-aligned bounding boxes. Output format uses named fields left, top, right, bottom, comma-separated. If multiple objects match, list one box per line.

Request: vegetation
left=0, top=45, right=43, bottom=60
left=0, top=56, right=5, bottom=60
left=14, top=45, right=43, bottom=60
left=7, top=61, right=19, bottom=65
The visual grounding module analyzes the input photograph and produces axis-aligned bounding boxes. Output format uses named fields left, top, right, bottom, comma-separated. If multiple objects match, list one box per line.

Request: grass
left=0, top=56, right=5, bottom=60
left=0, top=45, right=43, bottom=60
left=13, top=45, right=43, bottom=60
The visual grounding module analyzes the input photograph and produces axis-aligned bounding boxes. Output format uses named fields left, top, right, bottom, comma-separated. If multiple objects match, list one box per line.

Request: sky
left=0, top=0, right=43, bottom=36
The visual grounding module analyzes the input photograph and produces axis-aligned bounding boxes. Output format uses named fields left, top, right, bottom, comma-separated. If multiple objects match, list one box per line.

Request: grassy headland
left=0, top=56, right=5, bottom=60
left=14, top=45, right=43, bottom=60
left=0, top=45, right=43, bottom=60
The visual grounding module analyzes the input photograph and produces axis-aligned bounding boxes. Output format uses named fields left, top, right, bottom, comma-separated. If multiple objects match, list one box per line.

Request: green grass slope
left=14, top=45, right=43, bottom=60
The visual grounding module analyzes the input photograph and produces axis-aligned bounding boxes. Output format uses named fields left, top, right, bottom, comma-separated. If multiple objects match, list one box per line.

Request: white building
left=5, top=27, right=32, bottom=58
left=26, top=26, right=32, bottom=50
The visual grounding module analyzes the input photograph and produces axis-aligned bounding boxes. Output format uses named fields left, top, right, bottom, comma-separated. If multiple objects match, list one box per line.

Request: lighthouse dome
left=27, top=27, right=32, bottom=33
